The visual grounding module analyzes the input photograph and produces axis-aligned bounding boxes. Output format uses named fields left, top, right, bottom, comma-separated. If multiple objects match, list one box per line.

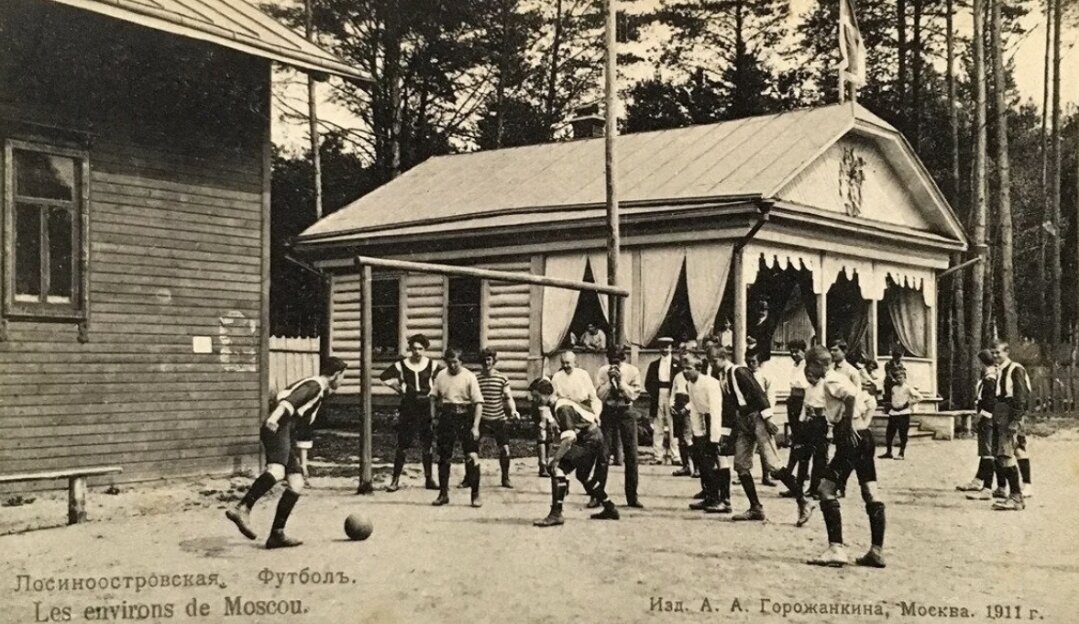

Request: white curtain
left=685, top=244, right=734, bottom=339
left=542, top=254, right=589, bottom=354
left=589, top=251, right=632, bottom=322
left=887, top=286, right=928, bottom=357
left=639, top=247, right=687, bottom=346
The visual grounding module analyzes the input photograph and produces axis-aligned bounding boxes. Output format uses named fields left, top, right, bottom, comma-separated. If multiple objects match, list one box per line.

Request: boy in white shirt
left=803, top=346, right=887, bottom=569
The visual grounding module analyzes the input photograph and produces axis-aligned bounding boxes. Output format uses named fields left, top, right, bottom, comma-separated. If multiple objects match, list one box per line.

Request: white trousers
left=652, top=389, right=681, bottom=462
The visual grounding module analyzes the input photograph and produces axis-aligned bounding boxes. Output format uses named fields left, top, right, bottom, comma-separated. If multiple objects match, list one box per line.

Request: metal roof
left=300, top=103, right=961, bottom=243
left=49, top=0, right=368, bottom=81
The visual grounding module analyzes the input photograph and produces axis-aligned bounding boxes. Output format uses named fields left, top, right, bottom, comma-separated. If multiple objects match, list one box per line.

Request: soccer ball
left=344, top=513, right=373, bottom=541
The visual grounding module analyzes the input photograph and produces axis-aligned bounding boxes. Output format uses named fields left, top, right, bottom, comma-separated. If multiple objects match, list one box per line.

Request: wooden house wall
left=0, top=7, right=268, bottom=487
left=331, top=259, right=534, bottom=400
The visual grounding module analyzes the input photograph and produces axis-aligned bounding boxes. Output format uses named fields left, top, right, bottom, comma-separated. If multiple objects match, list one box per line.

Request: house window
left=371, top=277, right=400, bottom=357
left=4, top=140, right=89, bottom=320
left=447, top=277, right=481, bottom=354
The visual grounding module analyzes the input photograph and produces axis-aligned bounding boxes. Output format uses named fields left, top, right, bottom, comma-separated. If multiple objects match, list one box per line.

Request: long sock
left=1005, top=465, right=1022, bottom=498
left=821, top=498, right=843, bottom=544
left=995, top=463, right=1006, bottom=489
left=469, top=459, right=480, bottom=496
left=500, top=448, right=511, bottom=481
left=796, top=458, right=809, bottom=491
left=536, top=443, right=547, bottom=469
left=739, top=473, right=761, bottom=508
left=885, top=420, right=895, bottom=453
left=552, top=476, right=568, bottom=512
left=438, top=461, right=450, bottom=496
left=866, top=501, right=886, bottom=548
left=271, top=489, right=300, bottom=532
left=423, top=452, right=434, bottom=482
left=679, top=441, right=691, bottom=469
left=1018, top=458, right=1031, bottom=485
left=977, top=458, right=994, bottom=489
left=240, top=472, right=277, bottom=509
left=772, top=467, right=805, bottom=503
left=391, top=449, right=406, bottom=482
left=718, top=468, right=731, bottom=502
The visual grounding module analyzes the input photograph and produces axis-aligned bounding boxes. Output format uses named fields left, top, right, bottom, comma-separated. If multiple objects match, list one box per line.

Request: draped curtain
left=638, top=247, right=686, bottom=346
left=685, top=244, right=734, bottom=339
left=887, top=286, right=928, bottom=357
left=846, top=302, right=870, bottom=356
left=799, top=271, right=819, bottom=331
left=589, top=251, right=632, bottom=322
left=542, top=254, right=588, bottom=354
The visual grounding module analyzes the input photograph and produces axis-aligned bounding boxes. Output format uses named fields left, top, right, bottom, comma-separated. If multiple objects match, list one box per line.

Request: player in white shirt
left=803, top=346, right=887, bottom=569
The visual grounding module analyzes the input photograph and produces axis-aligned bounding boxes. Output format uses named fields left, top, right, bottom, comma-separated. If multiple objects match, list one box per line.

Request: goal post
left=352, top=254, right=629, bottom=494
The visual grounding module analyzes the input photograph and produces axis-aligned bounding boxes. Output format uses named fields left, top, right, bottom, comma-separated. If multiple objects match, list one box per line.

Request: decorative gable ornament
left=838, top=147, right=866, bottom=217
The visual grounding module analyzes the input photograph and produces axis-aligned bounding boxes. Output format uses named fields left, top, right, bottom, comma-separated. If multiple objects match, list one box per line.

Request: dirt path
left=4, top=437, right=1078, bottom=623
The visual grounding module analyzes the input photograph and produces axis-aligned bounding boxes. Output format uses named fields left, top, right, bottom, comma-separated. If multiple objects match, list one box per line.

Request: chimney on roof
left=566, top=102, right=604, bottom=139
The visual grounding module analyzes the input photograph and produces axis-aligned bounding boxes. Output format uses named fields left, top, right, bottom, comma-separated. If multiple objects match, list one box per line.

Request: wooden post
left=319, top=273, right=333, bottom=366
left=68, top=476, right=87, bottom=524
left=817, top=291, right=827, bottom=347
left=734, top=250, right=747, bottom=365
left=527, top=255, right=545, bottom=381
left=604, top=0, right=621, bottom=347
left=357, top=263, right=374, bottom=494
left=305, top=0, right=323, bottom=219
left=868, top=299, right=879, bottom=360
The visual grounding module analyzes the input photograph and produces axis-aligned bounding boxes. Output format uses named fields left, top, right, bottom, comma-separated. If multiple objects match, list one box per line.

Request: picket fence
left=268, top=336, right=320, bottom=395
left=1028, top=365, right=1079, bottom=414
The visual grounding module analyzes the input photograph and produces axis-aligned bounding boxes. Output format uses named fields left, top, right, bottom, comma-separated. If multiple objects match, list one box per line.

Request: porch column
left=816, top=292, right=827, bottom=347
left=734, top=249, right=747, bottom=364
left=629, top=250, right=642, bottom=367
left=928, top=301, right=938, bottom=397
left=527, top=255, right=545, bottom=380
left=868, top=299, right=879, bottom=360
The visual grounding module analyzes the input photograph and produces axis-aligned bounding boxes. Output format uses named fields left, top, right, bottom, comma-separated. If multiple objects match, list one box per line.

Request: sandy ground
left=4, top=436, right=1079, bottom=624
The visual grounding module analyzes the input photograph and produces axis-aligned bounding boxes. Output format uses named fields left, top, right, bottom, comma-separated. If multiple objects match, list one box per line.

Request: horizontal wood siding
left=0, top=122, right=265, bottom=484
left=483, top=260, right=531, bottom=397
left=329, top=262, right=535, bottom=399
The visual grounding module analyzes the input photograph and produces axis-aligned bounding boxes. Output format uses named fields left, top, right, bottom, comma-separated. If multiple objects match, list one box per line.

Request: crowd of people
left=223, top=330, right=1034, bottom=568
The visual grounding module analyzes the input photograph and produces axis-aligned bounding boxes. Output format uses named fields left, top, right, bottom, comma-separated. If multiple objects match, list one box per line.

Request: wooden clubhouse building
left=0, top=0, right=364, bottom=489
left=296, top=103, right=968, bottom=433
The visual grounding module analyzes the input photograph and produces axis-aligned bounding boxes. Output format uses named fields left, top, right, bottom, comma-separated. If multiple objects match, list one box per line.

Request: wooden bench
left=0, top=466, right=122, bottom=525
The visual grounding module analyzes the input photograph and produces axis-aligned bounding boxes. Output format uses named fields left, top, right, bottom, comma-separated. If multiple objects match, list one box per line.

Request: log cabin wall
left=0, top=3, right=269, bottom=488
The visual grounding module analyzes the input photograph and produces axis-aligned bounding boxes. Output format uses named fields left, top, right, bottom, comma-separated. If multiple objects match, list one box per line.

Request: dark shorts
left=436, top=407, right=478, bottom=459
left=976, top=416, right=994, bottom=457
left=397, top=397, right=434, bottom=449
left=294, top=418, right=313, bottom=450
left=261, top=419, right=303, bottom=474
left=822, top=428, right=877, bottom=486
left=557, top=429, right=604, bottom=481
left=992, top=403, right=1023, bottom=459
left=479, top=418, right=510, bottom=447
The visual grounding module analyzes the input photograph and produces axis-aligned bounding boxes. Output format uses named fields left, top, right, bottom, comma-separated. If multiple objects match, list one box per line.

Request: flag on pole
left=839, top=0, right=866, bottom=89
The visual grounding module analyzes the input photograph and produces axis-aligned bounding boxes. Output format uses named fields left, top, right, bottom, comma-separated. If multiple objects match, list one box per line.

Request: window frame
left=3, top=138, right=90, bottom=323
left=370, top=275, right=402, bottom=358
left=446, top=275, right=483, bottom=357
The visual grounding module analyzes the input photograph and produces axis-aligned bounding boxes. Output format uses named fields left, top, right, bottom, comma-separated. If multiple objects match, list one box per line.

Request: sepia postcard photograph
left=1, top=0, right=1078, bottom=622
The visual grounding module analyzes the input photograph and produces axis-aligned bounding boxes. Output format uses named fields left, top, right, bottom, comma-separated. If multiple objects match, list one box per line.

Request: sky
left=272, top=0, right=1079, bottom=151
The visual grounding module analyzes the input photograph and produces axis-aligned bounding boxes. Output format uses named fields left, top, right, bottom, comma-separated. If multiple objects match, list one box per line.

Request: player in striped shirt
left=475, top=348, right=520, bottom=489
left=989, top=341, right=1032, bottom=510
left=226, top=357, right=347, bottom=549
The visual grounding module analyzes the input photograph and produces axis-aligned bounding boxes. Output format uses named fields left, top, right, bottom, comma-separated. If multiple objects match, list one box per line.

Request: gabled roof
left=49, top=0, right=367, bottom=81
left=299, top=103, right=966, bottom=246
